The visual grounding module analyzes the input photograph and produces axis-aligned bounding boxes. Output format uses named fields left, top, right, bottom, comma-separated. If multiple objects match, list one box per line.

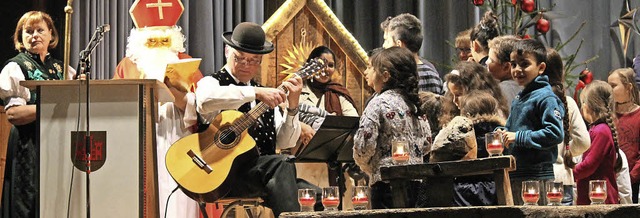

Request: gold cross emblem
left=146, top=0, right=172, bottom=20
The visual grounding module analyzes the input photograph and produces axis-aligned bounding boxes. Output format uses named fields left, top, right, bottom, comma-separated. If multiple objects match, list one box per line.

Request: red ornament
left=521, top=0, right=535, bottom=12
left=522, top=34, right=531, bottom=39
left=536, top=17, right=550, bottom=34
left=473, top=0, right=484, bottom=6
left=512, top=0, right=518, bottom=5
left=580, top=68, right=593, bottom=84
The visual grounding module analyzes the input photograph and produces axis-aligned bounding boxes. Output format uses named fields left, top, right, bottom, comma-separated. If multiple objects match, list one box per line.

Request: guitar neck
left=233, top=61, right=319, bottom=132
left=234, top=80, right=291, bottom=131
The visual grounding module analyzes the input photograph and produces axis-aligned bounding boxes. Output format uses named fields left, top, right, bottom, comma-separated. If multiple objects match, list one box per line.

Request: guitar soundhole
left=217, top=129, right=237, bottom=149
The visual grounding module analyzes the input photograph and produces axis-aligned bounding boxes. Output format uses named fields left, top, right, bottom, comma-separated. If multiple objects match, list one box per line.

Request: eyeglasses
left=233, top=55, right=262, bottom=66
left=456, top=47, right=471, bottom=53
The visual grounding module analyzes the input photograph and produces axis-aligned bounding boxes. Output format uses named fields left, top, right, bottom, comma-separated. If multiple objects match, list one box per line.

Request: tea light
left=589, top=180, right=607, bottom=205
left=523, top=188, right=539, bottom=203
left=299, top=194, right=315, bottom=207
left=487, top=139, right=503, bottom=150
left=590, top=187, right=606, bottom=200
left=546, top=188, right=563, bottom=205
left=485, top=133, right=504, bottom=157
left=391, top=140, right=410, bottom=163
left=352, top=195, right=369, bottom=205
left=352, top=191, right=369, bottom=210
left=392, top=147, right=409, bottom=161
left=298, top=188, right=316, bottom=212
left=322, top=196, right=340, bottom=208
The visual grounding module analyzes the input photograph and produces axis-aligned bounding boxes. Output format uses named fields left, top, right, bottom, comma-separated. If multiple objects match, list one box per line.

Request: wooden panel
left=0, top=108, right=11, bottom=203
left=381, top=156, right=516, bottom=180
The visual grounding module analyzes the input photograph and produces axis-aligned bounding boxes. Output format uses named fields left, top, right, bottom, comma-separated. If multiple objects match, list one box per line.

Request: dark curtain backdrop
left=0, top=0, right=639, bottom=83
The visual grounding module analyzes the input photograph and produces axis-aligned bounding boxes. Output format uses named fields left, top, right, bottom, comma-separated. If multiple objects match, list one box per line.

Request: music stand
left=294, top=115, right=358, bottom=163
left=294, top=115, right=359, bottom=210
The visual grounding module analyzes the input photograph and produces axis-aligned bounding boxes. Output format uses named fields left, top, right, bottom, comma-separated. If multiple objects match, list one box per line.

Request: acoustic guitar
left=165, top=59, right=325, bottom=202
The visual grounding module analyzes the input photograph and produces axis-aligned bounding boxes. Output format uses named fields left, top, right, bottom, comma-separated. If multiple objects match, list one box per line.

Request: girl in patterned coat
left=353, top=47, right=431, bottom=209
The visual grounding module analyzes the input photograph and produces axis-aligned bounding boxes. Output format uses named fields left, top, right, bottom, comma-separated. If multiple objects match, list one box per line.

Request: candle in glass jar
left=299, top=194, right=315, bottom=206
left=590, top=186, right=606, bottom=200
left=352, top=193, right=369, bottom=205
left=487, top=140, right=503, bottom=150
left=522, top=188, right=539, bottom=203
left=546, top=188, right=563, bottom=200
left=322, top=197, right=340, bottom=207
left=392, top=145, right=410, bottom=161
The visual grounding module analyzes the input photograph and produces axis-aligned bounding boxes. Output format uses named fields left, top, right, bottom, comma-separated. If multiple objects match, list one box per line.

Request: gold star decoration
left=615, top=0, right=639, bottom=64
left=279, top=28, right=318, bottom=76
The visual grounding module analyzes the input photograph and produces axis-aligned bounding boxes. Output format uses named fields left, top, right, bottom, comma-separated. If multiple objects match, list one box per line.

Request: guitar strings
left=212, top=59, right=323, bottom=148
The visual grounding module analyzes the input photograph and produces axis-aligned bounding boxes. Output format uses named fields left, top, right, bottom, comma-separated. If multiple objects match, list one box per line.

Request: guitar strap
left=211, top=69, right=277, bottom=155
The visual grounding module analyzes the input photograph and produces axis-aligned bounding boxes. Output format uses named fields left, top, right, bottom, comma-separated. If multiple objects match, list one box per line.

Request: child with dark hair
left=441, top=61, right=509, bottom=126
left=574, top=80, right=622, bottom=205
left=544, top=48, right=591, bottom=205
left=498, top=39, right=564, bottom=205
left=419, top=91, right=443, bottom=139
left=453, top=90, right=506, bottom=206
left=470, top=11, right=500, bottom=65
left=487, top=35, right=522, bottom=108
left=354, top=47, right=431, bottom=209
left=381, top=13, right=442, bottom=95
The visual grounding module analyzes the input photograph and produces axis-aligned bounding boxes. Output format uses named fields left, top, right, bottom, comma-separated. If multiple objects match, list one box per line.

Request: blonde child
left=607, top=68, right=640, bottom=203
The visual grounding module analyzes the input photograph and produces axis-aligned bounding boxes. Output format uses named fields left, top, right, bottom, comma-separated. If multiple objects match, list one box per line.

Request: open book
left=164, top=58, right=201, bottom=92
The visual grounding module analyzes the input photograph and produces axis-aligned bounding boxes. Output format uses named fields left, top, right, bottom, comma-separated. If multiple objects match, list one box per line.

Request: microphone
left=97, top=24, right=110, bottom=34
left=78, top=23, right=110, bottom=73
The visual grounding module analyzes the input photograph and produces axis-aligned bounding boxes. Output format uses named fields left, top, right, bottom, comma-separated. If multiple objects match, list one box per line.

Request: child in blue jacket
left=498, top=39, right=564, bottom=205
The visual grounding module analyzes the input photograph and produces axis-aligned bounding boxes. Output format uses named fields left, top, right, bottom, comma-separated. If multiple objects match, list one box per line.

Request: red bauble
left=521, top=0, right=535, bottom=12
left=580, top=68, right=593, bottom=84
left=473, top=0, right=484, bottom=6
left=522, top=34, right=531, bottom=39
left=512, top=0, right=518, bottom=5
left=536, top=17, right=550, bottom=33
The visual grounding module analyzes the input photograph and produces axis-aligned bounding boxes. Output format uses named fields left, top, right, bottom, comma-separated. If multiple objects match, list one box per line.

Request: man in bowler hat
left=194, top=22, right=303, bottom=216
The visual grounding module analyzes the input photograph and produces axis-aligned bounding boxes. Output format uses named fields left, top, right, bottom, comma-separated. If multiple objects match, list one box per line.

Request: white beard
left=130, top=47, right=179, bottom=81
left=125, top=27, right=185, bottom=81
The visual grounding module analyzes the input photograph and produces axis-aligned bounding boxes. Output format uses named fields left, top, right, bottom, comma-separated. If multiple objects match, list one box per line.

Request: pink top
left=573, top=123, right=619, bottom=205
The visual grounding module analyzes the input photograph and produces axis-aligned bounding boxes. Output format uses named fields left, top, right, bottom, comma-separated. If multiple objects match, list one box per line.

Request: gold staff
left=63, top=0, right=74, bottom=80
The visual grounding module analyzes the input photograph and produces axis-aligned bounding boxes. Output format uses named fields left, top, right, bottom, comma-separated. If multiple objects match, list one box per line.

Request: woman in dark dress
left=0, top=11, right=76, bottom=217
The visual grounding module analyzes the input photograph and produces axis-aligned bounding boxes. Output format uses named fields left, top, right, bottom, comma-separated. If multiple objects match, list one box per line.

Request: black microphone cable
left=164, top=186, right=180, bottom=218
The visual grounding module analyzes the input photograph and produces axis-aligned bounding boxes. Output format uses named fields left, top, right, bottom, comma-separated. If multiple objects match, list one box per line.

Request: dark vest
left=210, top=69, right=277, bottom=155
left=6, top=52, right=64, bottom=104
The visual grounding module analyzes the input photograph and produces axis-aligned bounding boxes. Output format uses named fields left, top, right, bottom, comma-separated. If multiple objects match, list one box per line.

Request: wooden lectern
left=22, top=79, right=173, bottom=218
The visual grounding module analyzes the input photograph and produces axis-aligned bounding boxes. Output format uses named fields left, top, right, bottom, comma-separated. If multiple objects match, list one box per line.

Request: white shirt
left=0, top=61, right=76, bottom=109
left=195, top=67, right=300, bottom=150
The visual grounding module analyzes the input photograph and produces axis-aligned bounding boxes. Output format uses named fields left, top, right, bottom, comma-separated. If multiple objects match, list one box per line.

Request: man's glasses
left=456, top=47, right=471, bottom=53
left=233, top=55, right=261, bottom=66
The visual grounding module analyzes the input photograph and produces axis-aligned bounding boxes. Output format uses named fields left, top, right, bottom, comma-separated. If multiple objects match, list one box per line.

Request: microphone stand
left=77, top=24, right=108, bottom=218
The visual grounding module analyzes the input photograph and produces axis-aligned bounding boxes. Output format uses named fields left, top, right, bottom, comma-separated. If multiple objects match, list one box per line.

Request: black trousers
left=371, top=181, right=423, bottom=209
left=225, top=154, right=300, bottom=217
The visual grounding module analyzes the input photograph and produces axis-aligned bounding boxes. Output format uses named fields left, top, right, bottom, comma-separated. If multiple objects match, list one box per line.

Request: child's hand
left=496, top=129, right=516, bottom=148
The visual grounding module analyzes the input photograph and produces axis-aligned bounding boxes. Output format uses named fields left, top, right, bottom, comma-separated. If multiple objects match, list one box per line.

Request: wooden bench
left=380, top=155, right=516, bottom=208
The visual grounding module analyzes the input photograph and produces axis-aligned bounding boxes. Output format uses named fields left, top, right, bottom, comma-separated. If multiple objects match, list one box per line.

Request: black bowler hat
left=222, top=22, right=274, bottom=54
